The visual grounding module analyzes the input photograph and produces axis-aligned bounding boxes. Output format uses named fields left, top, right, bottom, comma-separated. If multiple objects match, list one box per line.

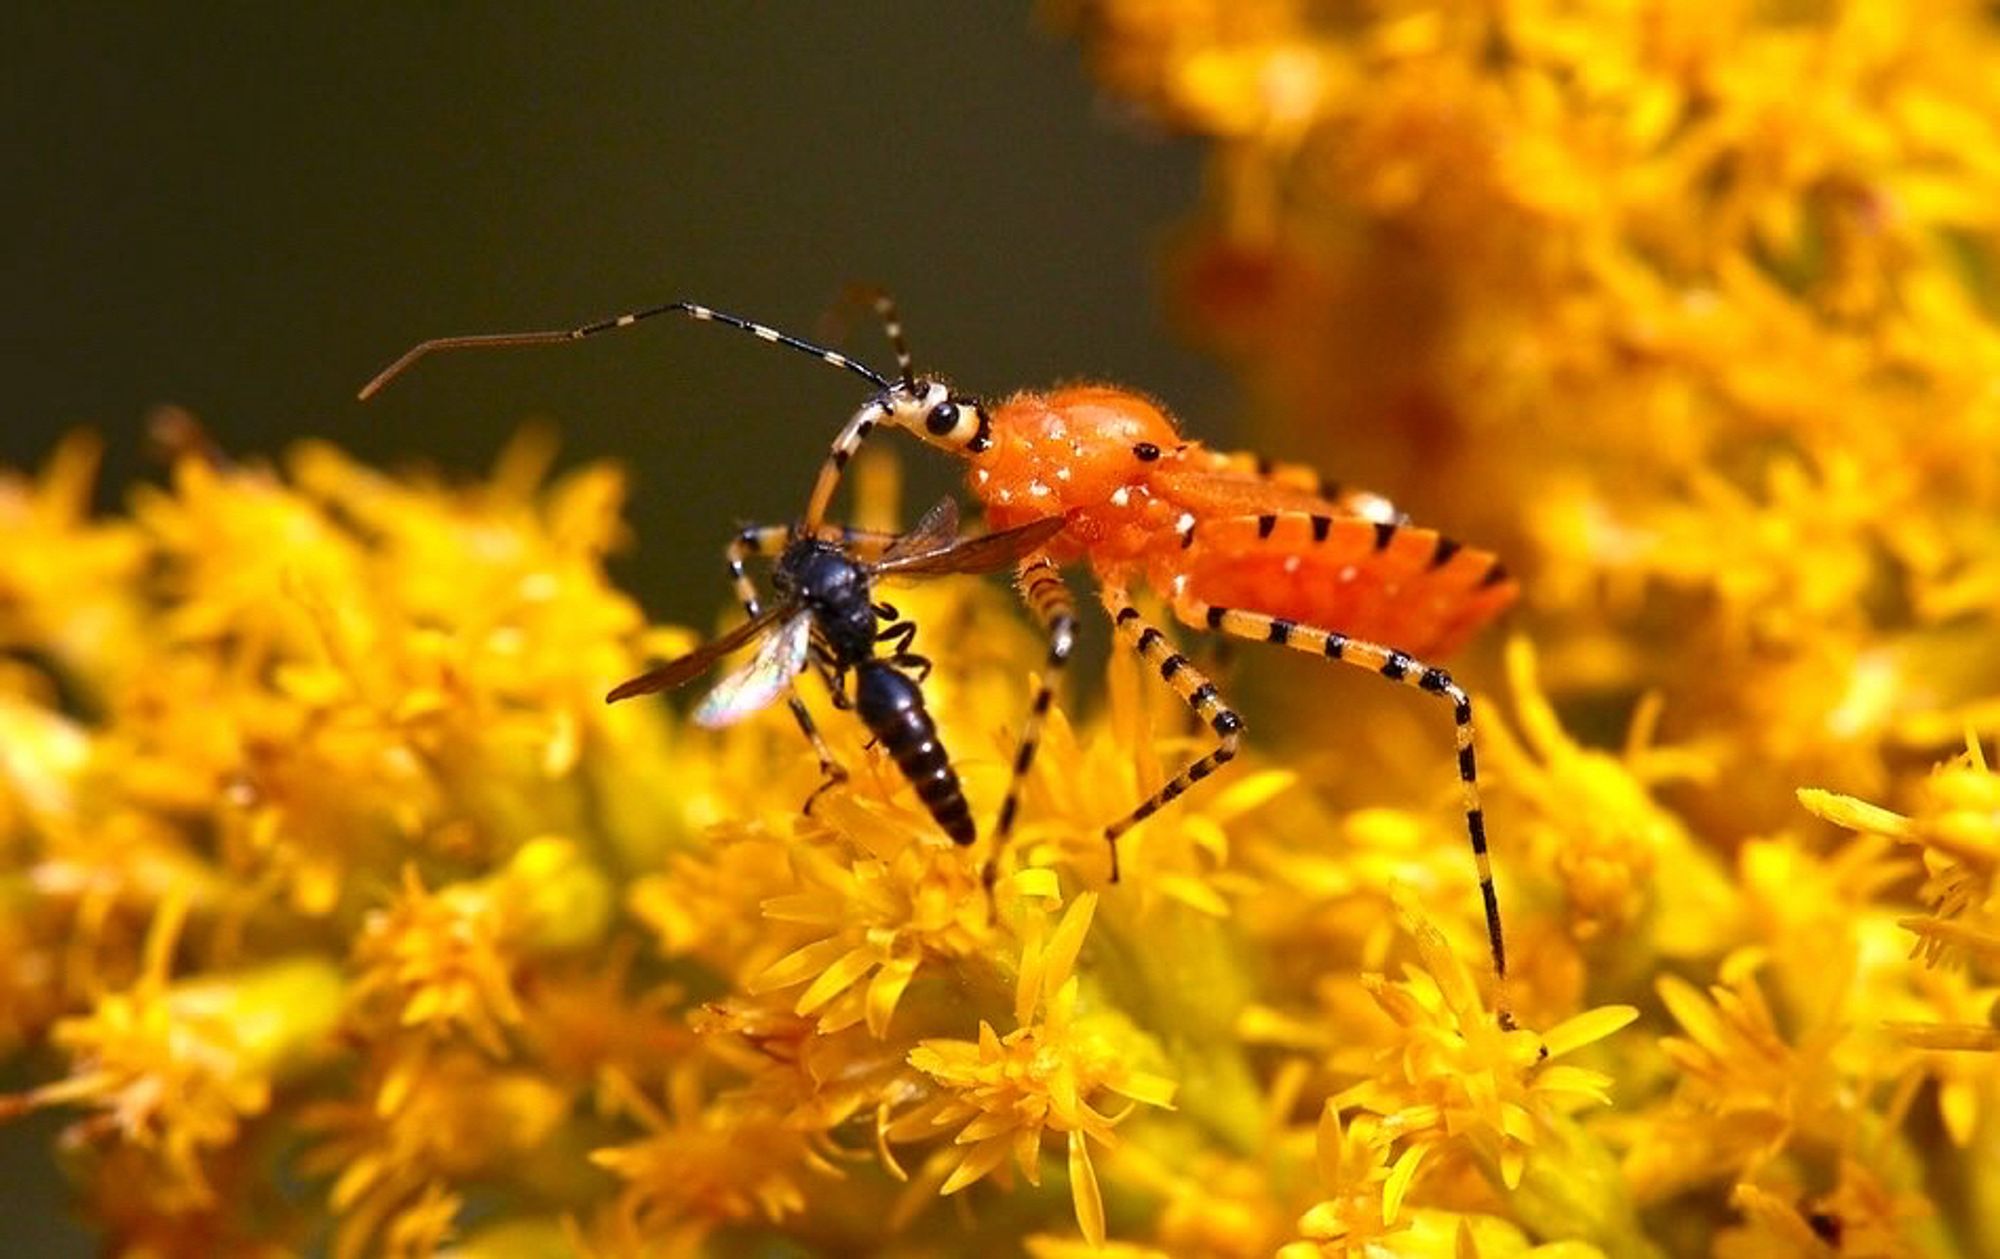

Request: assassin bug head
left=879, top=380, right=993, bottom=457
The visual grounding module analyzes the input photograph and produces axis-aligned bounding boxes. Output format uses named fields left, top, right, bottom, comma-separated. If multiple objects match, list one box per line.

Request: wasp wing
left=605, top=604, right=789, bottom=703
left=692, top=611, right=814, bottom=728
left=876, top=497, right=960, bottom=565
left=873, top=513, right=1069, bottom=579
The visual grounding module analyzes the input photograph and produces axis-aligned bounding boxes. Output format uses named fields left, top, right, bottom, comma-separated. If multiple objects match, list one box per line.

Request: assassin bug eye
left=1133, top=442, right=1161, bottom=461
left=925, top=401, right=960, bottom=436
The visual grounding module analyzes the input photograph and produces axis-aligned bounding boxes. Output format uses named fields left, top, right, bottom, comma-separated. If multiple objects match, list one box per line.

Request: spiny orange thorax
left=972, top=386, right=1183, bottom=570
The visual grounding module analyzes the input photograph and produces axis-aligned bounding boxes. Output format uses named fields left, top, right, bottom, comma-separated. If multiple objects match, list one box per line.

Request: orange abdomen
left=974, top=387, right=1517, bottom=656
left=1166, top=514, right=1516, bottom=657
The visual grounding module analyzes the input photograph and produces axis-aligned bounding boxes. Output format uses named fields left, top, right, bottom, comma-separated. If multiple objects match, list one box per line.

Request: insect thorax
left=777, top=539, right=877, bottom=663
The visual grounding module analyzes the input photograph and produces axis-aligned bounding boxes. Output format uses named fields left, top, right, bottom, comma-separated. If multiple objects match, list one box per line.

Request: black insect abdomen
left=853, top=663, right=974, bottom=845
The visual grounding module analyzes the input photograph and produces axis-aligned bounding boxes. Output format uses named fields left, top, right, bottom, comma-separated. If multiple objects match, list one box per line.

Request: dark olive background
left=1, top=5, right=1221, bottom=1253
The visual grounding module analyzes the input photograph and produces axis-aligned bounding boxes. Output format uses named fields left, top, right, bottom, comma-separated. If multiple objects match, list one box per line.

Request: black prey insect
left=606, top=499, right=1066, bottom=847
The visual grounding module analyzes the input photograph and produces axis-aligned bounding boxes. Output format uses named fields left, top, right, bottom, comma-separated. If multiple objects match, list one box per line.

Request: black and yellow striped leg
left=724, top=523, right=795, bottom=619
left=1099, top=587, right=1244, bottom=883
left=1176, top=595, right=1515, bottom=1028
left=723, top=521, right=899, bottom=622
left=802, top=396, right=899, bottom=530
left=993, top=553, right=1078, bottom=848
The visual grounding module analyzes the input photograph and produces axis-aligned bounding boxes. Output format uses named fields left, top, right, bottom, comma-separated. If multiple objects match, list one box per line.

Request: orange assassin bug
left=362, top=294, right=1523, bottom=1018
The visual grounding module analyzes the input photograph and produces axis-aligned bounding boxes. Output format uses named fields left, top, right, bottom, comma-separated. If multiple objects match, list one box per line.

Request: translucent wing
left=876, top=497, right=960, bottom=565
left=873, top=513, right=1069, bottom=579
left=605, top=604, right=788, bottom=703
left=692, top=612, right=813, bottom=728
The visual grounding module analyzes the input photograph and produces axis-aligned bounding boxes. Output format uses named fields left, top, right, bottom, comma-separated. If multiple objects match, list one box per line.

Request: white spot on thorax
left=1175, top=512, right=1196, bottom=535
left=1284, top=556, right=1301, bottom=574
left=1109, top=486, right=1131, bottom=508
left=1354, top=493, right=1402, bottom=524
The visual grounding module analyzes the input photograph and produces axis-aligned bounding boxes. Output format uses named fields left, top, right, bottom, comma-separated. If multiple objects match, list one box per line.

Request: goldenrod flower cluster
left=0, top=415, right=1607, bottom=1256
left=6, top=3, right=2000, bottom=1255
left=1057, top=0, right=2000, bottom=1254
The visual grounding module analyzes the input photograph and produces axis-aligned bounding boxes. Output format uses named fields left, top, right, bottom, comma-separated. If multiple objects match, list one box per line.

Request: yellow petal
left=875, top=1100, right=908, bottom=1182
left=957, top=1111, right=1021, bottom=1144
left=1796, top=787, right=1913, bottom=839
left=1540, top=1004, right=1639, bottom=1059
left=1205, top=769, right=1296, bottom=821
left=1104, top=1071, right=1178, bottom=1110
left=1655, top=976, right=1726, bottom=1052
left=865, top=955, right=920, bottom=1039
left=940, top=1135, right=1013, bottom=1196
left=749, top=936, right=853, bottom=994
left=1068, top=1129, right=1106, bottom=1248
left=794, top=946, right=875, bottom=1015
left=1009, top=867, right=1062, bottom=902
left=1156, top=873, right=1231, bottom=917
left=1315, top=1102, right=1346, bottom=1187
left=1015, top=1123, right=1044, bottom=1186
left=1383, top=1143, right=1424, bottom=1224
left=1042, top=893, right=1098, bottom=999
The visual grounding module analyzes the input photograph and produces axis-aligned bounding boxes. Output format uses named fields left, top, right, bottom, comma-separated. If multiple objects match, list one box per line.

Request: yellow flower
left=1482, top=636, right=1738, bottom=965
left=589, top=1063, right=834, bottom=1244
left=1799, top=737, right=2000, bottom=1139
left=350, top=863, right=528, bottom=1056
left=1623, top=968, right=1851, bottom=1205
left=749, top=794, right=998, bottom=1038
left=1717, top=1161, right=1937, bottom=1259
left=301, top=1049, right=570, bottom=1259
left=1004, top=641, right=1292, bottom=914
left=1292, top=1105, right=1420, bottom=1255
left=3, top=894, right=342, bottom=1208
left=890, top=892, right=1177, bottom=1247
left=1334, top=906, right=1638, bottom=1201
left=0, top=431, right=146, bottom=688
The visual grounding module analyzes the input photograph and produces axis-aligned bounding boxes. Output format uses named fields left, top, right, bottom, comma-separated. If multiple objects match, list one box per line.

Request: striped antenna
left=358, top=300, right=894, bottom=401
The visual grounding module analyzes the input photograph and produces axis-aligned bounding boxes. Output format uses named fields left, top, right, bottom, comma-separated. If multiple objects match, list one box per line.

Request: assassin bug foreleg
left=362, top=295, right=1522, bottom=1021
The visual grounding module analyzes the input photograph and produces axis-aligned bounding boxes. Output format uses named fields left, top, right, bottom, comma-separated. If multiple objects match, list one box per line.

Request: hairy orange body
left=975, top=386, right=1515, bottom=657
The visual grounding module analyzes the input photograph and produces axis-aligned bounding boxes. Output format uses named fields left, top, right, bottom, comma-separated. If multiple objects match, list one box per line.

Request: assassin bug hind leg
left=1099, top=587, right=1243, bottom=884
left=993, top=554, right=1078, bottom=847
left=1176, top=594, right=1517, bottom=1030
